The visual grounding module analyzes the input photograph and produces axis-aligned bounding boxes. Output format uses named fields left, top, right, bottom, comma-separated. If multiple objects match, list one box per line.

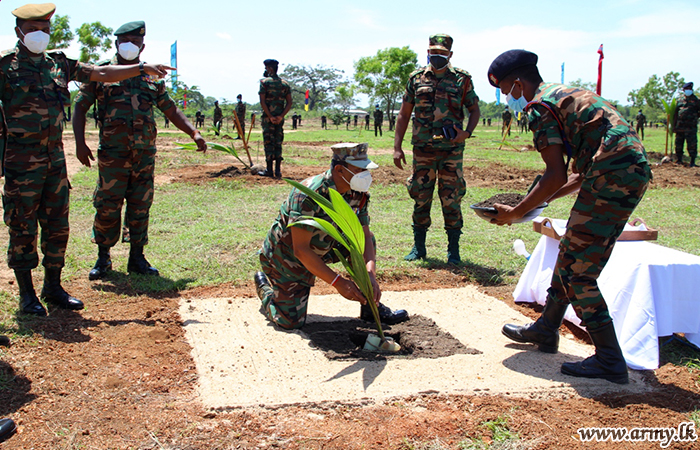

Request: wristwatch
left=465, top=129, right=473, bottom=138
left=139, top=61, right=145, bottom=75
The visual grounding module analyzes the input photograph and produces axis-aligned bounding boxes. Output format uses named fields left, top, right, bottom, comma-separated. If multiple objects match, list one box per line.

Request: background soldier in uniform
left=487, top=49, right=651, bottom=384
left=373, top=104, right=383, bottom=137
left=253, top=143, right=408, bottom=329
left=393, top=34, right=480, bottom=265
left=235, top=94, right=246, bottom=140
left=259, top=59, right=292, bottom=178
left=1, top=3, right=173, bottom=316
left=501, top=106, right=512, bottom=136
left=672, top=82, right=699, bottom=167
left=365, top=113, right=370, bottom=130
left=213, top=100, right=223, bottom=136
left=73, top=20, right=206, bottom=281
left=635, top=109, right=646, bottom=140
left=321, top=115, right=327, bottom=129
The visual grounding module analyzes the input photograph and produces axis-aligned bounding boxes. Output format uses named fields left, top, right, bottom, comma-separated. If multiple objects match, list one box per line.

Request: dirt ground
left=1, top=135, right=699, bottom=449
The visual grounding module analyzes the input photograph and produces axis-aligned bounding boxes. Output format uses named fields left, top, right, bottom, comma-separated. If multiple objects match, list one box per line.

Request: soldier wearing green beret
left=72, top=20, right=207, bottom=281
left=0, top=4, right=175, bottom=315
left=394, top=34, right=481, bottom=265
left=254, top=143, right=408, bottom=329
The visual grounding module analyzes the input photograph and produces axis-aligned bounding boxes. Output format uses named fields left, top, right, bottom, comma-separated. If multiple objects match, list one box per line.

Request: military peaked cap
left=488, top=49, right=538, bottom=87
left=429, top=34, right=453, bottom=52
left=12, top=3, right=56, bottom=21
left=263, top=59, right=279, bottom=67
left=683, top=82, right=693, bottom=90
left=115, top=21, right=146, bottom=37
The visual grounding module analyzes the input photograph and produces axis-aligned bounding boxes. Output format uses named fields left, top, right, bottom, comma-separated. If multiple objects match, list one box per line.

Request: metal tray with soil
left=470, top=193, right=547, bottom=223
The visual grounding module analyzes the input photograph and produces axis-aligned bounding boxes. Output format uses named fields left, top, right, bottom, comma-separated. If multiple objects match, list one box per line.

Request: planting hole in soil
left=301, top=315, right=481, bottom=360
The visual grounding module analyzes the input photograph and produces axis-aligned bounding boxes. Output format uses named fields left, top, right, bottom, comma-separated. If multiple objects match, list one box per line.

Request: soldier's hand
left=334, top=277, right=366, bottom=304
left=369, top=273, right=382, bottom=305
left=450, top=126, right=471, bottom=144
left=393, top=147, right=406, bottom=170
left=144, top=64, right=175, bottom=78
left=193, top=132, right=207, bottom=153
left=76, top=143, right=95, bottom=168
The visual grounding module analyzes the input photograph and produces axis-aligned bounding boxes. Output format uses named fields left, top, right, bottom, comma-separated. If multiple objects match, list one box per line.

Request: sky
left=1, top=0, right=699, bottom=108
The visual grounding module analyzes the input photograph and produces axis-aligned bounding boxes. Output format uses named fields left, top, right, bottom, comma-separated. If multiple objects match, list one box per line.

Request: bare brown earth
left=1, top=135, right=699, bottom=449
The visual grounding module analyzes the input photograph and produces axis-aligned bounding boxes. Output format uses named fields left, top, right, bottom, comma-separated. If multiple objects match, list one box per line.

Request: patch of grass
left=689, top=408, right=700, bottom=429
left=459, top=413, right=521, bottom=450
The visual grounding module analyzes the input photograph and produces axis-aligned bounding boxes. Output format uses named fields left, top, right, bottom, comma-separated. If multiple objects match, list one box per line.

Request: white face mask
left=118, top=42, right=141, bottom=61
left=341, top=167, right=372, bottom=192
left=20, top=29, right=50, bottom=54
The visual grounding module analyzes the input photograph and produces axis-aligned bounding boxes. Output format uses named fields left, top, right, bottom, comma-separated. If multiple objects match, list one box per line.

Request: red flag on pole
left=304, top=89, right=309, bottom=111
left=596, top=44, right=604, bottom=96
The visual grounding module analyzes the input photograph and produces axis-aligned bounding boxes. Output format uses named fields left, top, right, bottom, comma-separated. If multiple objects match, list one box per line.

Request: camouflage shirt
left=74, top=55, right=175, bottom=150
left=261, top=169, right=370, bottom=285
left=213, top=105, right=223, bottom=122
left=236, top=101, right=246, bottom=121
left=673, top=94, right=700, bottom=132
left=373, top=109, right=383, bottom=124
left=527, top=82, right=648, bottom=177
left=635, top=112, right=646, bottom=126
left=258, top=74, right=291, bottom=117
left=0, top=44, right=93, bottom=173
left=403, top=65, right=479, bottom=149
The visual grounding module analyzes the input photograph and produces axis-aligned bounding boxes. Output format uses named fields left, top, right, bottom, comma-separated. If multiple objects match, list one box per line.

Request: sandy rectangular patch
left=180, top=286, right=649, bottom=408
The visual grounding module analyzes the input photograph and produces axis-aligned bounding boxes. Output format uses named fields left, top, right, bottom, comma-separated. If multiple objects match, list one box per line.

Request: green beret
left=12, top=3, right=56, bottom=21
left=429, top=34, right=453, bottom=51
left=115, top=21, right=146, bottom=37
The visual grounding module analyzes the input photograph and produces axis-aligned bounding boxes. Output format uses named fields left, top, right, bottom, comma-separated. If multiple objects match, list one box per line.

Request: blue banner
left=561, top=62, right=565, bottom=84
left=495, top=88, right=500, bottom=105
left=170, top=41, right=177, bottom=92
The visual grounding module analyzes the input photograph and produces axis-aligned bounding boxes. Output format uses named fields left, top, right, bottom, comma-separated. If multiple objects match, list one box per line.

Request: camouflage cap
left=331, top=143, right=378, bottom=169
left=115, top=21, right=146, bottom=37
left=488, top=49, right=538, bottom=87
left=12, top=3, right=56, bottom=21
left=429, top=34, right=453, bottom=52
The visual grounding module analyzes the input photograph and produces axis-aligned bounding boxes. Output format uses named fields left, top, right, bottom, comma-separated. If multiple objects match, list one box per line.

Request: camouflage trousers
left=547, top=163, right=651, bottom=329
left=92, top=146, right=156, bottom=248
left=674, top=130, right=697, bottom=160
left=261, top=116, right=284, bottom=162
left=2, top=154, right=71, bottom=270
left=407, top=145, right=466, bottom=230
left=635, top=123, right=644, bottom=140
left=258, top=238, right=370, bottom=329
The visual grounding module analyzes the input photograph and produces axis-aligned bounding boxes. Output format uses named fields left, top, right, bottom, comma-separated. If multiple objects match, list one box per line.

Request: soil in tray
left=473, top=193, right=524, bottom=208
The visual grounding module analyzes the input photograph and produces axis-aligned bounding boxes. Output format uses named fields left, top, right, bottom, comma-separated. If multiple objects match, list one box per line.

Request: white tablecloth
left=513, top=224, right=700, bottom=370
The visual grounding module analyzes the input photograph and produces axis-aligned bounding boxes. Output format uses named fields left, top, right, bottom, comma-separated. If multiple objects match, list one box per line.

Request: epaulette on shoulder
left=0, top=48, right=16, bottom=60
left=46, top=50, right=67, bottom=59
left=453, top=67, right=472, bottom=78
left=409, top=67, right=425, bottom=79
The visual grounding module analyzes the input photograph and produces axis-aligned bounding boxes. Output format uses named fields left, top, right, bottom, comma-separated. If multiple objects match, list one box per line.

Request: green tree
left=75, top=22, right=113, bottom=63
left=333, top=83, right=356, bottom=114
left=280, top=64, right=344, bottom=111
left=568, top=78, right=596, bottom=91
left=48, top=14, right=73, bottom=50
left=628, top=72, right=685, bottom=109
left=354, top=46, right=418, bottom=120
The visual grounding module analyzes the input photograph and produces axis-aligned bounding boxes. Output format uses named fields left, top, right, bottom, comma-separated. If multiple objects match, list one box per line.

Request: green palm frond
left=176, top=141, right=250, bottom=169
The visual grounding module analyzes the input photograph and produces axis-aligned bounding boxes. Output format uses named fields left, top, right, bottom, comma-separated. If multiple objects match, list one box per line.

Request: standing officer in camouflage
left=487, top=50, right=651, bottom=384
left=501, top=106, right=512, bottom=136
left=373, top=105, right=383, bottom=137
left=1, top=4, right=174, bottom=315
left=259, top=59, right=292, bottom=178
left=394, top=34, right=480, bottom=265
left=254, top=143, right=408, bottom=329
left=73, top=21, right=206, bottom=281
left=235, top=94, right=246, bottom=140
left=213, top=100, right=223, bottom=136
left=672, top=82, right=699, bottom=167
left=635, top=109, right=646, bottom=140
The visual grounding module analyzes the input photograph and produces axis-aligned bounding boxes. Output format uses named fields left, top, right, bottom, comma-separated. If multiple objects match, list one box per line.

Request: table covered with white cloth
left=513, top=218, right=700, bottom=370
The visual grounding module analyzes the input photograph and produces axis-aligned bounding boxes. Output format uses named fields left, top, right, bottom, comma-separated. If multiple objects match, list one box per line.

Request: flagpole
left=596, top=44, right=604, bottom=96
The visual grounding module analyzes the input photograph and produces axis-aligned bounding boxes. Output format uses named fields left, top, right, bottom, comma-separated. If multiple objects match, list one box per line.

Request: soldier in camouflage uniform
left=235, top=94, right=246, bottom=140
left=1, top=4, right=174, bottom=316
left=501, top=106, right=512, bottom=136
left=213, top=101, right=223, bottom=136
left=259, top=59, right=292, bottom=178
left=373, top=105, right=383, bottom=137
left=394, top=34, right=481, bottom=265
left=73, top=21, right=206, bottom=281
left=253, top=143, right=408, bottom=329
left=487, top=50, right=652, bottom=384
left=635, top=109, right=646, bottom=140
left=672, top=82, right=699, bottom=167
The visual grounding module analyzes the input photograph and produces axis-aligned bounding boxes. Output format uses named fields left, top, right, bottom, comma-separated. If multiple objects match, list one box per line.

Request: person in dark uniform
left=321, top=115, right=327, bottom=129
left=373, top=104, right=383, bottom=137
left=365, top=113, right=370, bottom=130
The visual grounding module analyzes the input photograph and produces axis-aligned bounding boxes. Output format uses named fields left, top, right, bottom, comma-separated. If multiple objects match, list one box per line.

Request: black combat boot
left=561, top=322, right=629, bottom=384
left=88, top=245, right=112, bottom=280
left=502, top=299, right=568, bottom=353
left=404, top=226, right=427, bottom=261
left=253, top=271, right=272, bottom=301
left=690, top=157, right=697, bottom=168
left=14, top=269, right=46, bottom=316
left=0, top=418, right=16, bottom=443
left=676, top=154, right=683, bottom=164
left=127, top=245, right=159, bottom=276
left=0, top=336, right=10, bottom=347
left=360, top=302, right=409, bottom=325
left=274, top=158, right=282, bottom=179
left=446, top=229, right=462, bottom=265
left=264, top=159, right=274, bottom=177
left=40, top=268, right=84, bottom=310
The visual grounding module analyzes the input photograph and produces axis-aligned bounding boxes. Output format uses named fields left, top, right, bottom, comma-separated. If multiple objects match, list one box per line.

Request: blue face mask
left=685, top=89, right=694, bottom=96
left=506, top=79, right=528, bottom=114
